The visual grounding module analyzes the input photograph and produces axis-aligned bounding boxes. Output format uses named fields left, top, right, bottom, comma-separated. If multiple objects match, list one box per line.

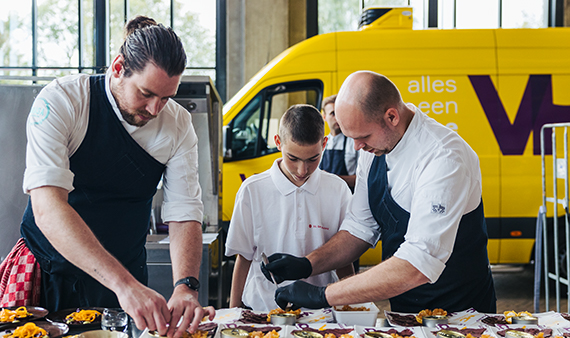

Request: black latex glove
left=260, top=253, right=312, bottom=284
left=275, top=281, right=329, bottom=310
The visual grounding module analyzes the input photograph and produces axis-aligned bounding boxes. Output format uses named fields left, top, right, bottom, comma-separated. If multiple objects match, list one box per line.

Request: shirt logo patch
left=431, top=203, right=446, bottom=215
left=30, top=98, right=50, bottom=125
left=308, top=224, right=329, bottom=230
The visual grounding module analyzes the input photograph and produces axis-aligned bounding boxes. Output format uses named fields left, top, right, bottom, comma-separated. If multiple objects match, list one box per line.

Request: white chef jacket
left=340, top=104, right=482, bottom=283
left=23, top=70, right=203, bottom=223
left=323, top=133, right=360, bottom=175
left=225, top=159, right=352, bottom=311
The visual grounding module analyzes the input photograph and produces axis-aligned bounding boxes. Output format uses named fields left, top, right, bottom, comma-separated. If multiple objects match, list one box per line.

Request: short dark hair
left=361, top=74, right=402, bottom=121
left=280, top=104, right=324, bottom=145
left=322, top=94, right=337, bottom=108
left=120, top=15, right=187, bottom=77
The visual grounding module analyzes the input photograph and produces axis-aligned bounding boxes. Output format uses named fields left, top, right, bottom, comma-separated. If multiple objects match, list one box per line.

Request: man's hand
left=275, top=281, right=329, bottom=310
left=116, top=283, right=171, bottom=336
left=166, top=285, right=216, bottom=338
left=261, top=253, right=312, bottom=284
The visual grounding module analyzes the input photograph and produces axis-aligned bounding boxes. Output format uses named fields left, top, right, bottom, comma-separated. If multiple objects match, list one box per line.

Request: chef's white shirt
left=225, top=159, right=352, bottom=311
left=323, top=133, right=360, bottom=175
left=340, top=104, right=483, bottom=283
left=23, top=70, right=203, bottom=223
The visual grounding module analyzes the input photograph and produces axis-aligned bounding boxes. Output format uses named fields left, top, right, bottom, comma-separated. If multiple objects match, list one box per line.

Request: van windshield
left=226, top=80, right=323, bottom=161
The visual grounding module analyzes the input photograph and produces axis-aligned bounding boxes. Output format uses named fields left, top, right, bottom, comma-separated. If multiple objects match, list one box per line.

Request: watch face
left=185, top=277, right=200, bottom=290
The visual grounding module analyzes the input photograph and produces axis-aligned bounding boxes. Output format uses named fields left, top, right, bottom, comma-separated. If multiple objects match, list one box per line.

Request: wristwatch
left=174, top=276, right=200, bottom=291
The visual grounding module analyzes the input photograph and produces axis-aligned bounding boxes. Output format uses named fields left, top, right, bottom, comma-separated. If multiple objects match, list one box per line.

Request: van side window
left=226, top=80, right=323, bottom=161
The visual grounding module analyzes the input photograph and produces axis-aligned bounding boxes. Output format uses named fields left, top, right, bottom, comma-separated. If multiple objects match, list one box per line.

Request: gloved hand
left=274, top=281, right=329, bottom=310
left=260, top=253, right=312, bottom=284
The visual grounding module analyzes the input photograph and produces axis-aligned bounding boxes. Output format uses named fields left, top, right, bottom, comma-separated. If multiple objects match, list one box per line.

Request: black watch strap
left=174, top=276, right=200, bottom=291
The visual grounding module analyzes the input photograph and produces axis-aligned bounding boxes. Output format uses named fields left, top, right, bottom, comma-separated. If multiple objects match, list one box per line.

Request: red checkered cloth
left=0, top=238, right=41, bottom=306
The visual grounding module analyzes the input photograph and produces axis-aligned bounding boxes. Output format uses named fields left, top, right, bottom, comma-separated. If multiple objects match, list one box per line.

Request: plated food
left=416, top=309, right=447, bottom=324
left=0, top=308, right=33, bottom=324
left=64, top=310, right=101, bottom=325
left=267, top=308, right=301, bottom=323
left=0, top=307, right=48, bottom=325
left=1, top=321, right=68, bottom=338
left=46, top=308, right=104, bottom=329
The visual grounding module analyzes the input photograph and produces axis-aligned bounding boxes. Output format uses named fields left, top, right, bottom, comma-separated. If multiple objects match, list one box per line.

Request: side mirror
left=223, top=125, right=232, bottom=160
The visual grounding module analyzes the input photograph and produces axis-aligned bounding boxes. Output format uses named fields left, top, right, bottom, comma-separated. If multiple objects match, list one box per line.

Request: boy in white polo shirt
left=225, top=104, right=354, bottom=311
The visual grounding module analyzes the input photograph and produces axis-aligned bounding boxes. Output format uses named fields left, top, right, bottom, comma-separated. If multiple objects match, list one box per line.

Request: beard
left=112, top=81, right=156, bottom=127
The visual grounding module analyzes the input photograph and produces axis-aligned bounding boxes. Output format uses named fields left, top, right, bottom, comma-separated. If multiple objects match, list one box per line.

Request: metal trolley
left=539, top=122, right=570, bottom=312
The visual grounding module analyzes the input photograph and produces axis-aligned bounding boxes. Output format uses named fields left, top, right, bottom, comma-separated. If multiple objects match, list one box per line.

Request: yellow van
left=221, top=7, right=570, bottom=265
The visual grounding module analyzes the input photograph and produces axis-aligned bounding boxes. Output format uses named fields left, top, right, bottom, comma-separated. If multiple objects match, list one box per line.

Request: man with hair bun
left=17, top=15, right=213, bottom=337
left=264, top=71, right=496, bottom=313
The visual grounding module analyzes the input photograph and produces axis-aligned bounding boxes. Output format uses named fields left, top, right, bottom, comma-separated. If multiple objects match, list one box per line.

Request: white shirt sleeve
left=161, top=107, right=204, bottom=223
left=225, top=183, right=256, bottom=260
left=23, top=75, right=91, bottom=193
left=339, top=151, right=381, bottom=246
left=394, top=154, right=478, bottom=283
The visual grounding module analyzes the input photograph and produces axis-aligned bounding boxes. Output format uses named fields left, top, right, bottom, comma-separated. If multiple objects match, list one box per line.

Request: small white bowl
left=332, top=302, right=379, bottom=326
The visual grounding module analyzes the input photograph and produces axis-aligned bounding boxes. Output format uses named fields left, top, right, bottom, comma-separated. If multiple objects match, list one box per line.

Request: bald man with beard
left=262, top=71, right=496, bottom=313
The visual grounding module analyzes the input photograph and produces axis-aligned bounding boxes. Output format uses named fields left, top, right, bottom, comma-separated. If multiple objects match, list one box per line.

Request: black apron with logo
left=320, top=135, right=348, bottom=176
left=367, top=155, right=496, bottom=313
left=21, top=75, right=166, bottom=311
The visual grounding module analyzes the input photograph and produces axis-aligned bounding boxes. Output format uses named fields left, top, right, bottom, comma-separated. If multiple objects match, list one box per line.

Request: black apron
left=367, top=155, right=496, bottom=313
left=320, top=134, right=348, bottom=176
left=21, top=75, right=166, bottom=311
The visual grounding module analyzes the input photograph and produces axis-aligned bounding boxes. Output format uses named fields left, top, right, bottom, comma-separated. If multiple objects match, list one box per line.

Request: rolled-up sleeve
left=23, top=78, right=88, bottom=194
left=339, top=151, right=381, bottom=246
left=161, top=110, right=204, bottom=223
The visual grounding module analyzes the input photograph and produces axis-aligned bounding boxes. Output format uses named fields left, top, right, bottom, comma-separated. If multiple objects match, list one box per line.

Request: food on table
left=2, top=322, right=48, bottom=338
left=336, top=305, right=370, bottom=311
left=496, top=328, right=552, bottom=338
left=249, top=330, right=279, bottom=338
left=385, top=313, right=422, bottom=327
left=292, top=328, right=353, bottom=337
left=364, top=329, right=416, bottom=338
left=150, top=322, right=218, bottom=338
left=432, top=327, right=487, bottom=338
left=504, top=311, right=533, bottom=324
left=232, top=326, right=281, bottom=334
left=416, top=309, right=447, bottom=324
left=324, top=334, right=352, bottom=338
left=65, top=309, right=101, bottom=324
left=266, top=308, right=301, bottom=322
left=0, top=307, right=32, bottom=323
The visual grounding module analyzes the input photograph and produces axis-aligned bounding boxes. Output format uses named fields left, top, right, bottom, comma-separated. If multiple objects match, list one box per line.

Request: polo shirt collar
left=270, top=158, right=321, bottom=196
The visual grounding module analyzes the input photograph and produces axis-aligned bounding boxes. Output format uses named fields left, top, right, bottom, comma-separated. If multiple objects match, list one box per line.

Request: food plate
left=238, top=309, right=334, bottom=325
left=0, top=320, right=68, bottom=338
left=292, top=323, right=356, bottom=337
left=384, top=311, right=423, bottom=327
left=488, top=326, right=554, bottom=338
left=385, top=309, right=483, bottom=328
left=423, top=325, right=492, bottom=338
left=0, top=306, right=49, bottom=326
left=214, top=323, right=291, bottom=338
left=355, top=326, right=427, bottom=338
left=46, top=307, right=105, bottom=329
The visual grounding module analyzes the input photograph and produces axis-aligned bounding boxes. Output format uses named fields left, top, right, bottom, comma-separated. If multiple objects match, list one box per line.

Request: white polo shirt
left=225, top=159, right=352, bottom=311
left=23, top=70, right=203, bottom=223
left=323, top=133, right=359, bottom=175
left=340, top=104, right=482, bottom=283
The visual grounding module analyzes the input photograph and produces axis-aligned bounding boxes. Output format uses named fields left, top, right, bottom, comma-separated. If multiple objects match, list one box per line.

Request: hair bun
left=124, top=15, right=158, bottom=37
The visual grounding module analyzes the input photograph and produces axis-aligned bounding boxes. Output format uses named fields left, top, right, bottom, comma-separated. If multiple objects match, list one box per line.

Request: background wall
left=226, top=0, right=308, bottom=99
left=0, top=85, right=41, bottom=259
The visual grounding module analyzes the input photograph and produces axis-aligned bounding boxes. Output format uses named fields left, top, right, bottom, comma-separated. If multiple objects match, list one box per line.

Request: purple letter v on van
left=469, top=75, right=570, bottom=156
